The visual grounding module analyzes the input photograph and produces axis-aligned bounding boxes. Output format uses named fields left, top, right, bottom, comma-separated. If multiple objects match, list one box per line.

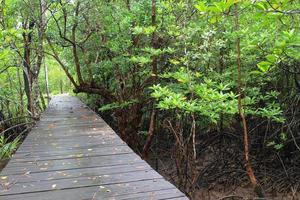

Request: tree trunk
left=60, top=80, right=63, bottom=94
left=234, top=3, right=265, bottom=198
left=22, top=20, right=34, bottom=116
left=44, top=62, right=50, bottom=103
left=31, top=0, right=47, bottom=115
left=17, top=67, right=24, bottom=115
left=142, top=0, right=158, bottom=158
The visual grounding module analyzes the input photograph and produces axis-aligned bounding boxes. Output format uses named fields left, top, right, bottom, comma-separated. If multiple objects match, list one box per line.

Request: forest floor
left=146, top=155, right=300, bottom=200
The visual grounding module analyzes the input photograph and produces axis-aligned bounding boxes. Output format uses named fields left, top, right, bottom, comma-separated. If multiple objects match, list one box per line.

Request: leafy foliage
left=0, top=136, right=20, bottom=160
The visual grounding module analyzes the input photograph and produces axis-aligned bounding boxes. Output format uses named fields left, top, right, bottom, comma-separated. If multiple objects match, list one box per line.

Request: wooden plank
left=11, top=145, right=131, bottom=161
left=18, top=138, right=124, bottom=150
left=0, top=179, right=178, bottom=200
left=17, top=143, right=126, bottom=153
left=0, top=163, right=151, bottom=183
left=17, top=137, right=125, bottom=151
left=22, top=129, right=116, bottom=138
left=1, top=153, right=144, bottom=175
left=0, top=170, right=162, bottom=196
left=10, top=150, right=133, bottom=163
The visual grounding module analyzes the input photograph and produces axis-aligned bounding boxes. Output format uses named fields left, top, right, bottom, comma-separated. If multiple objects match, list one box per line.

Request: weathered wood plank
left=2, top=153, right=144, bottom=175
left=0, top=180, right=178, bottom=200
left=11, top=145, right=131, bottom=161
left=0, top=163, right=151, bottom=183
left=0, top=170, right=162, bottom=196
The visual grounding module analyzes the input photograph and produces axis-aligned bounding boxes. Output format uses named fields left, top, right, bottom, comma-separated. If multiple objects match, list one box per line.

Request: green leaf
left=267, top=141, right=276, bottom=147
left=256, top=2, right=266, bottom=10
left=257, top=61, right=271, bottom=72
left=209, top=16, right=218, bottom=24
left=274, top=143, right=284, bottom=150
left=195, top=2, right=207, bottom=12
left=170, top=59, right=180, bottom=65
left=266, top=54, right=276, bottom=63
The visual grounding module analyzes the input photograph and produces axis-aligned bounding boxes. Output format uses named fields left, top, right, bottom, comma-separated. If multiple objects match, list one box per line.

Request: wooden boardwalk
left=0, top=95, right=188, bottom=200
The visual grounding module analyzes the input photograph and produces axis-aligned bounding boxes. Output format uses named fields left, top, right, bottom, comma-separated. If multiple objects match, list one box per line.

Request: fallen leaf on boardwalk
left=99, top=186, right=105, bottom=189
left=24, top=171, right=31, bottom=175
left=48, top=124, right=56, bottom=129
left=52, top=184, right=57, bottom=189
left=1, top=176, right=8, bottom=180
left=88, top=149, right=93, bottom=151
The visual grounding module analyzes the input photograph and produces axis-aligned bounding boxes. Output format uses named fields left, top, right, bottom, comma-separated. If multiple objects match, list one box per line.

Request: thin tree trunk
left=22, top=20, right=34, bottom=116
left=234, top=3, right=265, bottom=198
left=17, top=67, right=24, bottom=115
left=142, top=110, right=156, bottom=157
left=60, top=80, right=63, bottom=94
left=40, top=89, right=46, bottom=110
left=44, top=62, right=50, bottom=103
left=71, top=2, right=84, bottom=85
left=0, top=0, right=5, bottom=28
left=142, top=0, right=158, bottom=158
